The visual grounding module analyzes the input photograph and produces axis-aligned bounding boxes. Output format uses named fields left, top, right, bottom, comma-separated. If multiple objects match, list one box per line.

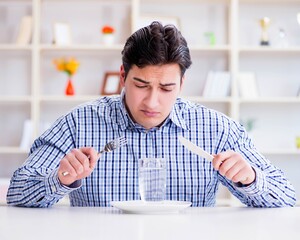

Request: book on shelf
left=16, top=15, right=33, bottom=45
left=202, top=71, right=231, bottom=98
left=19, top=119, right=33, bottom=151
left=238, top=72, right=259, bottom=98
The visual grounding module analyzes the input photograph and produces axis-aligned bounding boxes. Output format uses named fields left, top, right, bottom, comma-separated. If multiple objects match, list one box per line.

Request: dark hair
left=121, top=21, right=192, bottom=80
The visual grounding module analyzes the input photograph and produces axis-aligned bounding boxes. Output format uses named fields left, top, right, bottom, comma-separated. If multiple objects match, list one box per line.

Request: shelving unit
left=1, top=0, right=300, bottom=206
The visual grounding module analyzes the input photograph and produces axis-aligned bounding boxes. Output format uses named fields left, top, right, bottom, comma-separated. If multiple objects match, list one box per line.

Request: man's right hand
left=58, top=147, right=98, bottom=186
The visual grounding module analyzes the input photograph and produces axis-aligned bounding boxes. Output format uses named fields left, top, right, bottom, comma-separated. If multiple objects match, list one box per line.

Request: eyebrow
left=133, top=77, right=176, bottom=87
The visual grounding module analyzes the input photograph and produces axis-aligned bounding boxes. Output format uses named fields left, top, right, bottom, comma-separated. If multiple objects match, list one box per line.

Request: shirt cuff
left=233, top=167, right=267, bottom=196
left=45, top=168, right=82, bottom=197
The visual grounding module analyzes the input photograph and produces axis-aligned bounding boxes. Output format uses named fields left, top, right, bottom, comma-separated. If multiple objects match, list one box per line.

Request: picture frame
left=101, top=72, right=122, bottom=95
left=137, top=15, right=180, bottom=31
left=53, top=22, right=72, bottom=45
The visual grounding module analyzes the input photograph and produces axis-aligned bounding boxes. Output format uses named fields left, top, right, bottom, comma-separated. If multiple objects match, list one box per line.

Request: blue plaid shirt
left=7, top=91, right=296, bottom=207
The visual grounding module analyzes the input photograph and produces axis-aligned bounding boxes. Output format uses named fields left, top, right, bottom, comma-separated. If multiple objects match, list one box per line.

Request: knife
left=178, top=136, right=214, bottom=161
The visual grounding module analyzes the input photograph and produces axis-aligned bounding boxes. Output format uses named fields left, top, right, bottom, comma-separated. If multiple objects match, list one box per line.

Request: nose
left=144, top=89, right=159, bottom=109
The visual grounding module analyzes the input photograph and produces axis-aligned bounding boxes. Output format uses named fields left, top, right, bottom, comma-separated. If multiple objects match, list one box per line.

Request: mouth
left=141, top=110, right=160, bottom=117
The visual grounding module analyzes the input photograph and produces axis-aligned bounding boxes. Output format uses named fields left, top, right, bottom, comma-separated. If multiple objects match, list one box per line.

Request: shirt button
left=51, top=186, right=56, bottom=192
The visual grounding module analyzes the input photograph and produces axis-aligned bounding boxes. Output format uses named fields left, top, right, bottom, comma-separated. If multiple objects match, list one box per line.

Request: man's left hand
left=212, top=150, right=256, bottom=185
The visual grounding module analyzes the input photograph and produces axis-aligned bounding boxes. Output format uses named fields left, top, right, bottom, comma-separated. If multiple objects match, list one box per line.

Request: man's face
left=120, top=64, right=184, bottom=130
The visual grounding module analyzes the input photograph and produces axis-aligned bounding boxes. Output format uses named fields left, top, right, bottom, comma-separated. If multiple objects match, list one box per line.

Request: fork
left=62, top=136, right=127, bottom=176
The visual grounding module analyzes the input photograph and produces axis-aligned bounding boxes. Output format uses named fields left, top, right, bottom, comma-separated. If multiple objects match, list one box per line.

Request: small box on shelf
left=53, top=22, right=72, bottom=46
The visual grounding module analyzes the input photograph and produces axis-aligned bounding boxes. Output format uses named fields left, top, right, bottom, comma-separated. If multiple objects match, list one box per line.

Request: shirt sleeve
left=217, top=119, right=296, bottom=207
left=7, top=167, right=81, bottom=207
left=6, top=112, right=79, bottom=208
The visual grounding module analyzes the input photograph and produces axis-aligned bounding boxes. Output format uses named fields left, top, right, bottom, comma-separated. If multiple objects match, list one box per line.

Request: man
left=7, top=22, right=296, bottom=207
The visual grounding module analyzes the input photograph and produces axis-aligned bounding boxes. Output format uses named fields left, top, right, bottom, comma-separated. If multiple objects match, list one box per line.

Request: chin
left=140, top=121, right=158, bottom=130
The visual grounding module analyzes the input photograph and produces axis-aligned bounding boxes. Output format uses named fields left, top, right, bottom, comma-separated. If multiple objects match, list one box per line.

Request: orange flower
left=102, top=25, right=115, bottom=34
left=53, top=57, right=80, bottom=77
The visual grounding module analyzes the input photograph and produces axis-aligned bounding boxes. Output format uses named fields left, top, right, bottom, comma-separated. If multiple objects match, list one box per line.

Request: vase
left=65, top=78, right=75, bottom=96
left=102, top=34, right=115, bottom=45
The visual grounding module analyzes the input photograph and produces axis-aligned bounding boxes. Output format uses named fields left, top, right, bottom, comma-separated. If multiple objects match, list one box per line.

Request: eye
left=161, top=87, right=174, bottom=92
left=135, top=84, right=147, bottom=89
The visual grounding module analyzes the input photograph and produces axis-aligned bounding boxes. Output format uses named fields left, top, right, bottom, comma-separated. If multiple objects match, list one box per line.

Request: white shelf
left=190, top=45, right=230, bottom=52
left=184, top=96, right=233, bottom=103
left=261, top=149, right=300, bottom=155
left=39, top=95, right=101, bottom=102
left=42, top=0, right=131, bottom=3
left=0, top=147, right=29, bottom=154
left=40, top=44, right=124, bottom=51
left=239, top=97, right=300, bottom=103
left=239, top=46, right=300, bottom=53
left=0, top=96, right=32, bottom=103
left=0, top=45, right=32, bottom=51
left=240, top=0, right=300, bottom=3
left=1, top=0, right=300, bottom=205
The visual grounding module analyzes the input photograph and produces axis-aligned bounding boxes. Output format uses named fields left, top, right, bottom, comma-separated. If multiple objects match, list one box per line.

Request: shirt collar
left=117, top=89, right=189, bottom=132
left=168, top=98, right=189, bottom=131
left=116, top=89, right=132, bottom=131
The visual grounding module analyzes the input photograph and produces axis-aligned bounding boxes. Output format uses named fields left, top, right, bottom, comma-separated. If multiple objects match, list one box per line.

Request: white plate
left=111, top=200, right=192, bottom=214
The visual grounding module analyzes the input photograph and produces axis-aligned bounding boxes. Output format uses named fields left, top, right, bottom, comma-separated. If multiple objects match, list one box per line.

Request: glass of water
left=138, top=158, right=166, bottom=202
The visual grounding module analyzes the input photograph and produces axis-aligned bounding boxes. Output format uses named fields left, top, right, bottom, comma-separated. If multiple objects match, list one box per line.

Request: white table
left=0, top=205, right=299, bottom=240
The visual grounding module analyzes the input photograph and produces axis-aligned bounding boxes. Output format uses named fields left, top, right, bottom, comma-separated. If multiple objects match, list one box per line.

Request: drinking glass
left=138, top=158, right=166, bottom=202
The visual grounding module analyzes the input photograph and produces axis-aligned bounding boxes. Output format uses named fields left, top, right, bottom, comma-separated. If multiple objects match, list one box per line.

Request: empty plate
left=111, top=200, right=192, bottom=214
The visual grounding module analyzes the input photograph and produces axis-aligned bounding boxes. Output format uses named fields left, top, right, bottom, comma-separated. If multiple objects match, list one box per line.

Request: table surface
left=0, top=204, right=299, bottom=240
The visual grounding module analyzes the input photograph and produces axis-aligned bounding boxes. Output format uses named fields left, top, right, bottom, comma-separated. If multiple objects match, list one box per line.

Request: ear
left=120, top=65, right=126, bottom=87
